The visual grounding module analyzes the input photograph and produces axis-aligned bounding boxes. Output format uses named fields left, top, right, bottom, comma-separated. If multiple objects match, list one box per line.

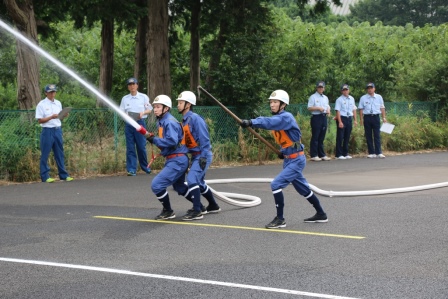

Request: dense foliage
left=350, top=0, right=448, bottom=27
left=1, top=4, right=448, bottom=118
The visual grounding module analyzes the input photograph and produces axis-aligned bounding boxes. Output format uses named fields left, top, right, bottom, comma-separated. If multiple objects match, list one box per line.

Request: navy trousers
left=310, top=114, right=328, bottom=158
left=363, top=115, right=382, bottom=155
left=336, top=116, right=353, bottom=157
left=124, top=119, right=150, bottom=173
left=40, top=127, right=69, bottom=181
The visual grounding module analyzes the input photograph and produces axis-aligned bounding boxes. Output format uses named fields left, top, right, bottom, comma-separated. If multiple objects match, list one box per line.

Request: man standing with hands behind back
left=335, top=84, right=357, bottom=160
left=120, top=77, right=153, bottom=176
left=358, top=82, right=387, bottom=159
left=308, top=81, right=331, bottom=161
left=35, top=84, right=73, bottom=183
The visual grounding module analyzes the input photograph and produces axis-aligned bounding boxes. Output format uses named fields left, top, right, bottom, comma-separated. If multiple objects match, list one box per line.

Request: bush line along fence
left=0, top=102, right=440, bottom=182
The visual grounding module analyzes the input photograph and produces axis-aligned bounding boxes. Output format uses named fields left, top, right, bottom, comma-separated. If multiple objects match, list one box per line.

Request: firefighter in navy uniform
left=240, top=90, right=328, bottom=229
left=176, top=91, right=221, bottom=221
left=146, top=95, right=189, bottom=220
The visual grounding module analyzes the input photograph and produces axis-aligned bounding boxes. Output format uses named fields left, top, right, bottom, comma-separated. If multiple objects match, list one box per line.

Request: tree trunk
left=134, top=16, right=148, bottom=93
left=97, top=19, right=114, bottom=108
left=204, top=18, right=228, bottom=92
left=4, top=0, right=40, bottom=110
left=190, top=0, right=201, bottom=101
left=147, top=0, right=171, bottom=100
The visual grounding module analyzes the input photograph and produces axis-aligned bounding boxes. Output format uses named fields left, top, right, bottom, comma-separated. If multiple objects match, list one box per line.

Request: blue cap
left=341, top=84, right=349, bottom=90
left=316, top=81, right=325, bottom=87
left=126, top=77, right=138, bottom=85
left=44, top=84, right=57, bottom=92
left=366, top=82, right=375, bottom=88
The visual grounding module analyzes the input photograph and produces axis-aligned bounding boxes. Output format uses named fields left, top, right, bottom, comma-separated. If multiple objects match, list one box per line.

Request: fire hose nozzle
left=137, top=125, right=147, bottom=135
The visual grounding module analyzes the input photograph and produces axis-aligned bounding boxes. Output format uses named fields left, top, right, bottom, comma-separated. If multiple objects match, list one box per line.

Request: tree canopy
left=349, top=0, right=448, bottom=27
left=1, top=0, right=448, bottom=118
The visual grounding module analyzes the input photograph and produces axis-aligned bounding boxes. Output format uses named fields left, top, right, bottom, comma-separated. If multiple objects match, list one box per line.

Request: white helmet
left=177, top=91, right=196, bottom=105
left=269, top=89, right=289, bottom=105
left=153, top=95, right=172, bottom=108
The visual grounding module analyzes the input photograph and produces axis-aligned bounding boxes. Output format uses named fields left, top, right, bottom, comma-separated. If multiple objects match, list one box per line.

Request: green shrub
left=0, top=115, right=39, bottom=181
left=0, top=84, right=19, bottom=110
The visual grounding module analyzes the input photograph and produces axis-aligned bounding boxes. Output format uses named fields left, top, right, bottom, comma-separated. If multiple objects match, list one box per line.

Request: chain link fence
left=0, top=101, right=438, bottom=182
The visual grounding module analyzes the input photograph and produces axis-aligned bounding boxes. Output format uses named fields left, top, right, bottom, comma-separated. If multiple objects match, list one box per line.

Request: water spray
left=0, top=19, right=147, bottom=136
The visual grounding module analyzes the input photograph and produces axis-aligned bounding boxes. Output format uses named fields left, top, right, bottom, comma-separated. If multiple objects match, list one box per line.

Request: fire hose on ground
left=204, top=178, right=448, bottom=208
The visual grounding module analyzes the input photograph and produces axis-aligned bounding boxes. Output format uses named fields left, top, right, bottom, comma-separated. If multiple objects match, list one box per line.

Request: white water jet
left=0, top=19, right=146, bottom=134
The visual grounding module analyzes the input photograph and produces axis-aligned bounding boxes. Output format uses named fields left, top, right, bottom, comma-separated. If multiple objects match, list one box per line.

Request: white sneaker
left=310, top=156, right=322, bottom=161
left=377, top=154, right=386, bottom=158
left=337, top=156, right=346, bottom=160
left=321, top=156, right=331, bottom=161
left=367, top=154, right=376, bottom=158
left=345, top=155, right=352, bottom=159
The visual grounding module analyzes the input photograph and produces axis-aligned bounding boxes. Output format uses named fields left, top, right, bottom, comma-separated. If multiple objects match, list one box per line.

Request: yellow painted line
left=94, top=216, right=365, bottom=239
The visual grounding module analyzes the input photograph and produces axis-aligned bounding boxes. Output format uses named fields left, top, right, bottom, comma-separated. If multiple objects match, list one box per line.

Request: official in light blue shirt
left=334, top=84, right=357, bottom=159
left=308, top=85, right=330, bottom=116
left=119, top=77, right=153, bottom=175
left=358, top=82, right=387, bottom=158
left=307, top=81, right=331, bottom=161
left=335, top=85, right=356, bottom=117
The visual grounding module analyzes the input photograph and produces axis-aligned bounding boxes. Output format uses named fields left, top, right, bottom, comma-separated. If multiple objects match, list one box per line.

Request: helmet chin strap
left=271, top=103, right=286, bottom=115
left=156, top=106, right=170, bottom=119
left=177, top=102, right=189, bottom=115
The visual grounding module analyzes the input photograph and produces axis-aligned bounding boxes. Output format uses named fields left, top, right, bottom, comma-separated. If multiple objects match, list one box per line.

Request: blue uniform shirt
left=251, top=110, right=303, bottom=155
left=182, top=111, right=212, bottom=159
left=358, top=93, right=385, bottom=114
left=308, top=92, right=330, bottom=115
left=153, top=112, right=188, bottom=157
left=335, top=95, right=356, bottom=117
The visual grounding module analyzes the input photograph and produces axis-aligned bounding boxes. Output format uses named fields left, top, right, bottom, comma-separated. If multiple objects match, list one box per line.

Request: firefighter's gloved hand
left=240, top=120, right=252, bottom=128
left=199, top=157, right=207, bottom=170
left=278, top=153, right=285, bottom=159
left=145, top=132, right=155, bottom=143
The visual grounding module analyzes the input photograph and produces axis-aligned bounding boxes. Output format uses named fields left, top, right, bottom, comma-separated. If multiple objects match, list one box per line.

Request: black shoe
left=265, top=216, right=286, bottom=229
left=206, top=204, right=221, bottom=213
left=187, top=205, right=208, bottom=215
left=155, top=209, right=176, bottom=220
left=304, top=213, right=328, bottom=223
left=182, top=210, right=204, bottom=221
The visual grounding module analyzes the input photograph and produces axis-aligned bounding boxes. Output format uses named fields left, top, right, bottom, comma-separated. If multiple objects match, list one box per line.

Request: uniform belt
left=165, top=153, right=186, bottom=160
left=284, top=151, right=304, bottom=159
left=42, top=127, right=61, bottom=130
left=191, top=151, right=201, bottom=156
left=363, top=114, right=379, bottom=116
left=341, top=116, right=352, bottom=118
left=312, top=113, right=327, bottom=116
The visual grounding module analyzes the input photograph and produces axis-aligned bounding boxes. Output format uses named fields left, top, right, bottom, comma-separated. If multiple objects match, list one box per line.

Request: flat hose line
left=204, top=178, right=448, bottom=207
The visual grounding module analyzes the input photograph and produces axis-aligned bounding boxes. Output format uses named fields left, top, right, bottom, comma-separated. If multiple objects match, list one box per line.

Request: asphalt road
left=1, top=151, right=447, bottom=299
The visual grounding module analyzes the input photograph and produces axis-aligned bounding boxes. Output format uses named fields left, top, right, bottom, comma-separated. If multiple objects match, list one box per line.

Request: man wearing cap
left=335, top=84, right=357, bottom=159
left=307, top=81, right=331, bottom=161
left=358, top=82, right=387, bottom=158
left=35, top=84, right=73, bottom=183
left=119, top=77, right=153, bottom=175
